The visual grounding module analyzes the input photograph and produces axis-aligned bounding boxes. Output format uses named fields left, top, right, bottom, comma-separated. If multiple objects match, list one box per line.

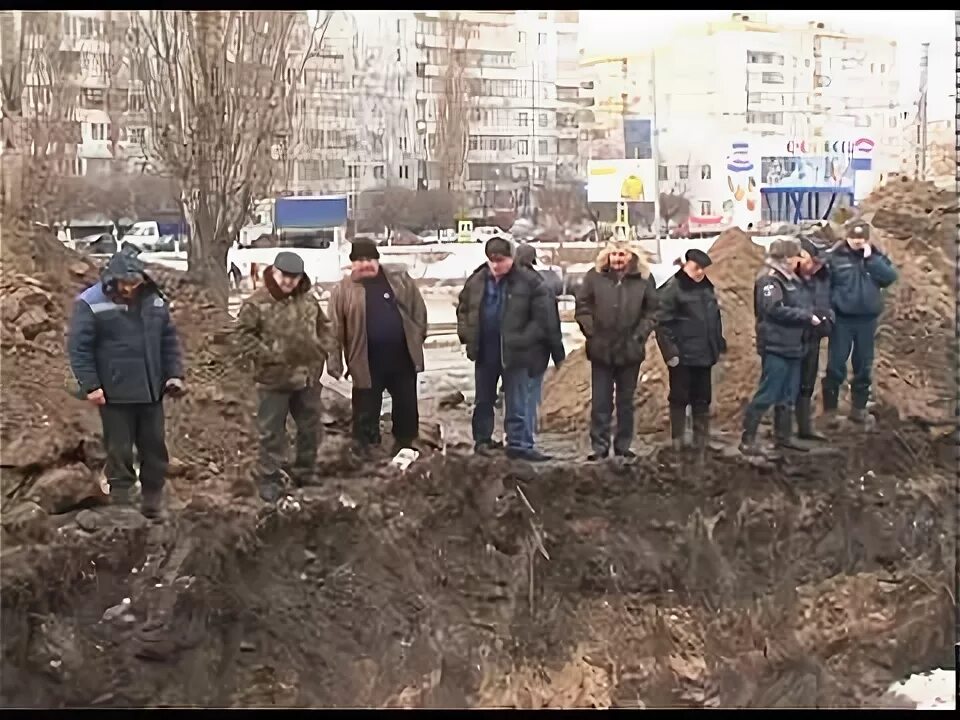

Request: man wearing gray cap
left=236, top=251, right=335, bottom=501
left=822, top=220, right=897, bottom=425
left=740, top=238, right=821, bottom=455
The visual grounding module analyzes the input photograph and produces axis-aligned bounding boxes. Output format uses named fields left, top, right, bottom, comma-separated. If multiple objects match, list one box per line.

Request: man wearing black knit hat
left=457, top=236, right=553, bottom=461
left=327, top=238, right=428, bottom=457
left=655, top=247, right=726, bottom=458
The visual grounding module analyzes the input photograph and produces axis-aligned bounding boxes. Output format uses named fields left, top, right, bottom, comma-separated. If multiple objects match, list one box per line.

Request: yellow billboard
left=587, top=159, right=658, bottom=203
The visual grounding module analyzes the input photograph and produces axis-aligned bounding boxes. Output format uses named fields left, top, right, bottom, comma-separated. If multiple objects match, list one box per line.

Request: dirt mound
left=542, top=228, right=764, bottom=435
left=1, top=430, right=953, bottom=708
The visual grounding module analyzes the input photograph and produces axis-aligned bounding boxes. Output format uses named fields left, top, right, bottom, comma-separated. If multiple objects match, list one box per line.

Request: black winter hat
left=799, top=236, right=823, bottom=259
left=102, top=244, right=145, bottom=282
left=349, top=238, right=381, bottom=262
left=685, top=248, right=712, bottom=268
left=273, top=251, right=305, bottom=275
left=484, top=236, right=513, bottom=259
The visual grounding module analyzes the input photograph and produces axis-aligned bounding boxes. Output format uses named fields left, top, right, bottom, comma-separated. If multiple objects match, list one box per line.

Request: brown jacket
left=329, top=267, right=427, bottom=389
left=235, top=267, right=335, bottom=391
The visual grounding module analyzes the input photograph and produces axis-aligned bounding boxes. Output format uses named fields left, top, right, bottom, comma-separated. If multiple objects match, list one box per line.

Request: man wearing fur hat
left=740, top=238, right=821, bottom=455
left=67, top=245, right=185, bottom=518
left=236, top=251, right=336, bottom=501
left=327, top=238, right=428, bottom=458
left=655, top=248, right=726, bottom=456
left=822, top=220, right=897, bottom=425
left=575, top=240, right=659, bottom=461
left=795, top=234, right=834, bottom=440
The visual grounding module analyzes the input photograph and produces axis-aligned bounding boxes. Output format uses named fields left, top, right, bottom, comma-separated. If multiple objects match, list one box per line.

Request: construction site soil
left=0, top=179, right=956, bottom=708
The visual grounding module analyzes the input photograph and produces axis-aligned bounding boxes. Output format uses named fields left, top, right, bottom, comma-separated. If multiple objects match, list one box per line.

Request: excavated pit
left=1, top=180, right=957, bottom=707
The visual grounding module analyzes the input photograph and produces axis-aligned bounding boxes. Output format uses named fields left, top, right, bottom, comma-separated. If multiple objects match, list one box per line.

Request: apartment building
left=627, top=12, right=900, bottom=225
left=413, top=10, right=582, bottom=221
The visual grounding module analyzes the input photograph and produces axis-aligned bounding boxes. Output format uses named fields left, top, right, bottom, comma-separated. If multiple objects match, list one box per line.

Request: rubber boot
left=140, top=488, right=166, bottom=520
left=669, top=404, right=687, bottom=451
left=738, top=407, right=764, bottom=456
left=849, top=407, right=875, bottom=426
left=774, top=405, right=808, bottom=451
left=691, top=411, right=710, bottom=464
left=796, top=397, right=827, bottom=441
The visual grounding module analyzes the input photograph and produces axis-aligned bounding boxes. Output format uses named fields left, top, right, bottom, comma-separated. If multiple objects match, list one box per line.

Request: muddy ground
left=1, top=184, right=957, bottom=707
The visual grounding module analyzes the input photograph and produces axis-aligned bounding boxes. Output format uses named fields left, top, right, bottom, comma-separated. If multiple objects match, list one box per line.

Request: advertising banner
left=623, top=117, right=654, bottom=160
left=587, top=159, right=658, bottom=203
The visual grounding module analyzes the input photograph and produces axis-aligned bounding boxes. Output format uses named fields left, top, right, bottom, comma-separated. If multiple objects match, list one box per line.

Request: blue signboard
left=275, top=196, right=348, bottom=229
left=623, top=117, right=653, bottom=160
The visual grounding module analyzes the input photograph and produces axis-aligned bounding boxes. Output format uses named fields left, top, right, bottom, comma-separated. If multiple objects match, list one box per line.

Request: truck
left=120, top=215, right=190, bottom=253
left=229, top=195, right=349, bottom=290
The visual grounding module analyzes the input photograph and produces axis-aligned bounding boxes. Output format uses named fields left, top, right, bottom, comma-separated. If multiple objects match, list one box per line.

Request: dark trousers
left=798, top=341, right=821, bottom=400
left=748, top=353, right=802, bottom=413
left=352, top=360, right=419, bottom=448
left=257, top=385, right=323, bottom=483
left=590, top=362, right=641, bottom=455
left=99, top=402, right=169, bottom=493
left=824, top=315, right=877, bottom=409
left=473, top=361, right=529, bottom=450
left=667, top=365, right=712, bottom=412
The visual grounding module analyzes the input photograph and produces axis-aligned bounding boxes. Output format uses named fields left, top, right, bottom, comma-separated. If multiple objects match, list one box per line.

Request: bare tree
left=1, top=11, right=81, bottom=254
left=659, top=190, right=691, bottom=230
left=536, top=186, right=592, bottom=244
left=130, top=11, right=305, bottom=299
left=358, top=187, right=416, bottom=237
left=432, top=13, right=474, bottom=195
left=410, top=189, right=460, bottom=236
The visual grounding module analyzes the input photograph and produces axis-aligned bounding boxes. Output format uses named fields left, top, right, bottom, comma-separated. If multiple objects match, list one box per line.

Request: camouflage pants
left=256, top=385, right=323, bottom=485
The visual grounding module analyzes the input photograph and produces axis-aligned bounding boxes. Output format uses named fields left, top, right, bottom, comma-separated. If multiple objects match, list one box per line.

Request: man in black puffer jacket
left=740, top=239, right=821, bottom=456
left=67, top=246, right=185, bottom=518
left=514, top=243, right=565, bottom=455
left=656, top=248, right=726, bottom=456
left=576, top=240, right=658, bottom=461
left=457, top=237, right=552, bottom=462
left=794, top=235, right=834, bottom=441
left=822, top=220, right=897, bottom=425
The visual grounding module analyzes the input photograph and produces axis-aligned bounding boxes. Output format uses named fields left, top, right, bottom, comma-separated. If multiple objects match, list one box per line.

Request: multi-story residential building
left=413, top=10, right=581, bottom=221
left=581, top=12, right=902, bottom=226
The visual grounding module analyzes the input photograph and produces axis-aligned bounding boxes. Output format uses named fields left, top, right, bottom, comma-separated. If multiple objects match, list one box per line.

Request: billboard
left=723, top=140, right=762, bottom=230
left=623, top=117, right=654, bottom=160
left=587, top=159, right=658, bottom=203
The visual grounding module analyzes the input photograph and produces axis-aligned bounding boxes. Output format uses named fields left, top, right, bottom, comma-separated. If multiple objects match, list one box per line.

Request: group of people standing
left=67, top=218, right=895, bottom=516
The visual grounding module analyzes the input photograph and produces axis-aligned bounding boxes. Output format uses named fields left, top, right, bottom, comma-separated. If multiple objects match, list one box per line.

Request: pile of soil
left=542, top=178, right=957, bottom=436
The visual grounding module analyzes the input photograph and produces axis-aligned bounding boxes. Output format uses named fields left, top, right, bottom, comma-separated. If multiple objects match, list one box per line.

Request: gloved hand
left=164, top=378, right=186, bottom=398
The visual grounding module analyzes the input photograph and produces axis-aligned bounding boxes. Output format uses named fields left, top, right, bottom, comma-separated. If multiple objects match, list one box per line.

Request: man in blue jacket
left=822, top=220, right=898, bottom=425
left=67, top=247, right=185, bottom=518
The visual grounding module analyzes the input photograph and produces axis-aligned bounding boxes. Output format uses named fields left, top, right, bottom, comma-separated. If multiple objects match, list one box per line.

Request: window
left=700, top=201, right=712, bottom=216
left=518, top=31, right=525, bottom=44
left=373, top=165, right=385, bottom=179
left=517, top=139, right=529, bottom=155
left=658, top=164, right=668, bottom=181
left=700, top=164, right=712, bottom=180
left=90, top=123, right=109, bottom=141
left=128, top=127, right=146, bottom=145
left=399, top=136, right=408, bottom=152
left=678, top=164, right=689, bottom=180
left=761, top=72, right=784, bottom=84
left=539, top=113, right=548, bottom=128
left=538, top=139, right=548, bottom=155
left=748, top=92, right=761, bottom=105
left=538, top=32, right=547, bottom=46
left=747, top=51, right=784, bottom=65
left=517, top=112, right=529, bottom=127
left=880, top=63, right=886, bottom=73
left=469, top=135, right=478, bottom=151
left=537, top=166, right=547, bottom=181
left=887, top=115, right=897, bottom=129
left=746, top=111, right=784, bottom=125
left=855, top=114, right=872, bottom=128
left=499, top=137, right=509, bottom=151
left=399, top=165, right=409, bottom=179
left=348, top=165, right=360, bottom=179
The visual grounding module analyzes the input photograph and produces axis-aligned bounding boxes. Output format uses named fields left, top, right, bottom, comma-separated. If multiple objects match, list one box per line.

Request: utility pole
left=916, top=42, right=929, bottom=180
left=650, top=49, right=663, bottom=261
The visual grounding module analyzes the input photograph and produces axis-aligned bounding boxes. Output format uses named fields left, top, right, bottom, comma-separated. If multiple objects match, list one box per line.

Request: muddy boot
left=109, top=484, right=137, bottom=508
left=140, top=487, right=166, bottom=520
left=258, top=477, right=282, bottom=504
left=691, top=411, right=710, bottom=463
left=848, top=407, right=876, bottom=427
left=774, top=405, right=808, bottom=451
left=796, top=398, right=826, bottom=441
left=669, top=404, right=687, bottom=451
left=738, top=407, right=764, bottom=456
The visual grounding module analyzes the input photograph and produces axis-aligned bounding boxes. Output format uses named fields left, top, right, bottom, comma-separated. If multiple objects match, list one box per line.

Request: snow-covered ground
left=888, top=669, right=955, bottom=710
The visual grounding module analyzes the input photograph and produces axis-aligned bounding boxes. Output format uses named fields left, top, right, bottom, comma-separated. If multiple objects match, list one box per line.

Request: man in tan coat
left=236, top=251, right=334, bottom=502
left=327, top=238, right=428, bottom=457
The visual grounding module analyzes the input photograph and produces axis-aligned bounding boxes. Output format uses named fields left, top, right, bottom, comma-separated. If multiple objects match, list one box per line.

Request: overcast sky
left=580, top=10, right=955, bottom=121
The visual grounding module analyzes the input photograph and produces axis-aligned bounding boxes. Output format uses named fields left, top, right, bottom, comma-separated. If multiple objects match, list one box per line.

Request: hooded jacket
left=825, top=240, right=897, bottom=317
left=235, top=266, right=335, bottom=391
left=656, top=268, right=726, bottom=368
left=328, top=266, right=427, bottom=390
left=753, top=259, right=812, bottom=359
left=575, top=243, right=658, bottom=367
left=67, top=251, right=183, bottom=404
left=457, top=262, right=550, bottom=371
